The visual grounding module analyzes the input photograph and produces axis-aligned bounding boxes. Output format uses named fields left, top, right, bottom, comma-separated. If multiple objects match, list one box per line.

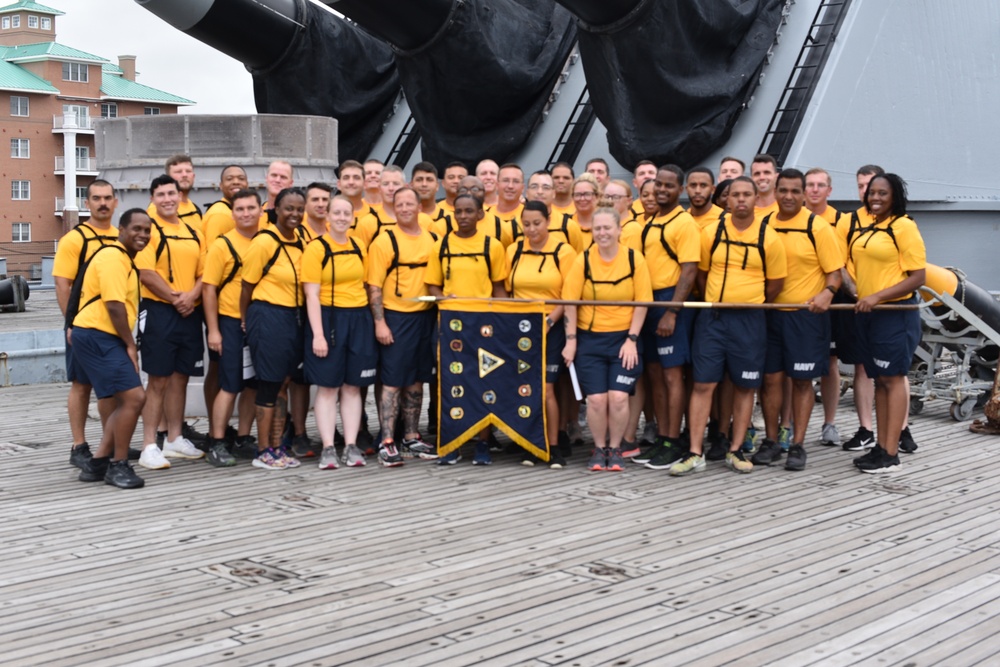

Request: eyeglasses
left=602, top=194, right=628, bottom=201
left=458, top=186, right=484, bottom=194
left=527, top=183, right=553, bottom=191
left=573, top=192, right=596, bottom=200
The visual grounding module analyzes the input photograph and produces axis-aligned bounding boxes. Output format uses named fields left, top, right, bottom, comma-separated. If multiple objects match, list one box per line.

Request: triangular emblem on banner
left=478, top=348, right=505, bottom=378
left=517, top=359, right=531, bottom=374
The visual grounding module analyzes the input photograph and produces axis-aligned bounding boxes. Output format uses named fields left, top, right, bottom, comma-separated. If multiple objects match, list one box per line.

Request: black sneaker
left=182, top=421, right=208, bottom=446
left=548, top=452, right=567, bottom=469
left=104, top=459, right=145, bottom=488
left=632, top=439, right=663, bottom=464
left=78, top=456, right=109, bottom=482
left=843, top=426, right=875, bottom=451
left=898, top=426, right=918, bottom=454
left=69, top=442, right=92, bottom=469
left=291, top=433, right=318, bottom=458
left=156, top=430, right=167, bottom=447
left=785, top=444, right=807, bottom=471
left=231, top=435, right=259, bottom=460
left=705, top=434, right=730, bottom=461
left=853, top=443, right=884, bottom=468
left=644, top=441, right=684, bottom=470
left=521, top=451, right=536, bottom=466
left=224, top=425, right=239, bottom=447
left=752, top=438, right=782, bottom=466
left=858, top=446, right=900, bottom=474
left=206, top=439, right=237, bottom=468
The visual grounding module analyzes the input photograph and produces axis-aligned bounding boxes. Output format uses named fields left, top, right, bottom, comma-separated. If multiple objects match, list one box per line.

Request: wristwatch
left=627, top=333, right=639, bottom=342
left=825, top=285, right=837, bottom=295
left=545, top=316, right=554, bottom=328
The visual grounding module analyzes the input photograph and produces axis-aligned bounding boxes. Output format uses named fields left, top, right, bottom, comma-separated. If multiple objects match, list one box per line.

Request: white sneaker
left=138, top=443, right=171, bottom=469
left=163, top=436, right=205, bottom=460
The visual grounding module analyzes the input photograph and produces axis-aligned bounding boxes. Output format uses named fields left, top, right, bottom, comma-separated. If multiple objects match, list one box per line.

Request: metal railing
left=52, top=115, right=95, bottom=130
left=54, top=156, right=97, bottom=172
left=54, top=197, right=89, bottom=212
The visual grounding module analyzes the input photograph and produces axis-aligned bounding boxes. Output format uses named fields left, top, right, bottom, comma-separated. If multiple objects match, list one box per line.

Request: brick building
left=0, top=0, right=191, bottom=278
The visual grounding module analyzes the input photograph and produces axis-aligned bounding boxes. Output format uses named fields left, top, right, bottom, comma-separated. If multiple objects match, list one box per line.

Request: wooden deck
left=1, top=381, right=999, bottom=667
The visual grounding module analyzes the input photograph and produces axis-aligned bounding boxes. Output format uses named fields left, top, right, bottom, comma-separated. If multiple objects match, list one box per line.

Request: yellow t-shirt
left=550, top=202, right=575, bottom=221
left=300, top=217, right=329, bottom=243
left=620, top=218, right=644, bottom=252
left=433, top=200, right=456, bottom=232
left=301, top=234, right=368, bottom=308
left=504, top=237, right=577, bottom=316
left=572, top=216, right=594, bottom=253
left=494, top=203, right=524, bottom=243
left=768, top=210, right=844, bottom=305
left=134, top=214, right=205, bottom=302
left=425, top=230, right=508, bottom=298
left=72, top=243, right=140, bottom=336
left=688, top=204, right=726, bottom=230
left=562, top=246, right=653, bottom=332
left=700, top=215, right=788, bottom=304
left=53, top=223, right=120, bottom=281
left=641, top=206, right=701, bottom=290
left=755, top=201, right=779, bottom=221
left=202, top=200, right=234, bottom=247
left=848, top=215, right=925, bottom=300
left=202, top=230, right=253, bottom=319
left=366, top=227, right=437, bottom=312
left=241, top=229, right=304, bottom=307
left=548, top=212, right=584, bottom=251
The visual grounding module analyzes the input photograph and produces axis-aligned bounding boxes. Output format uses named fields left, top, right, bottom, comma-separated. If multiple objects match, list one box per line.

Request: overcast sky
left=47, top=0, right=259, bottom=115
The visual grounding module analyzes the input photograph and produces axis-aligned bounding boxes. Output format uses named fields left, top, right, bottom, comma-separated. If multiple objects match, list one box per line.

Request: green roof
left=0, top=55, right=58, bottom=93
left=0, top=1, right=63, bottom=16
left=101, top=72, right=194, bottom=106
left=3, top=41, right=105, bottom=63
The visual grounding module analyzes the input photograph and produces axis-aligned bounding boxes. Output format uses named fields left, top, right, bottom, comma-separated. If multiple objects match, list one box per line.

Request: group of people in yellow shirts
left=55, top=151, right=927, bottom=489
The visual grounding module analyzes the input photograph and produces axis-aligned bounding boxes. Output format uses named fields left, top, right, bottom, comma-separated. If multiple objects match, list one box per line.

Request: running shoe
left=820, top=422, right=841, bottom=447
left=163, top=436, right=205, bottom=460
left=318, top=447, right=340, bottom=470
left=472, top=440, right=493, bottom=466
left=587, top=447, right=608, bottom=471
left=843, top=426, right=875, bottom=451
left=252, top=448, right=287, bottom=470
left=69, top=442, right=92, bottom=469
left=378, top=440, right=404, bottom=467
left=342, top=444, right=367, bottom=467
left=607, top=448, right=625, bottom=472
left=138, top=443, right=170, bottom=470
left=668, top=452, right=706, bottom=476
left=726, top=450, right=754, bottom=474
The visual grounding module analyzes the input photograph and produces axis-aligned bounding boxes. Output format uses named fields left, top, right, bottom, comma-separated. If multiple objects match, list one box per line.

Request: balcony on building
left=54, top=197, right=90, bottom=217
left=54, top=156, right=98, bottom=175
left=52, top=115, right=95, bottom=133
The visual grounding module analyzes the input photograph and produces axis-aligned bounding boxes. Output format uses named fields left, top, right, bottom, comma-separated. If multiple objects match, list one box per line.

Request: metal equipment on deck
left=910, top=273, right=1000, bottom=421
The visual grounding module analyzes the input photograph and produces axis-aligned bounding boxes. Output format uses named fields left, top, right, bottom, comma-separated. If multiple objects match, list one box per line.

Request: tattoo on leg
left=271, top=396, right=287, bottom=446
left=403, top=386, right=423, bottom=435
left=380, top=388, right=400, bottom=441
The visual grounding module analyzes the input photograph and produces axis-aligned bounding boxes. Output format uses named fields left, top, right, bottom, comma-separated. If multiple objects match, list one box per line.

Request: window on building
left=40, top=17, right=50, bottom=30
left=10, top=96, right=29, bottom=117
left=11, top=222, right=31, bottom=243
left=11, top=180, right=30, bottom=200
left=144, top=107, right=161, bottom=115
left=1, top=17, right=9, bottom=29
left=76, top=146, right=90, bottom=170
left=11, top=15, right=19, bottom=28
left=101, top=102, right=117, bottom=118
left=28, top=15, right=37, bottom=28
left=62, top=104, right=89, bottom=127
left=62, top=62, right=88, bottom=83
left=10, top=138, right=29, bottom=158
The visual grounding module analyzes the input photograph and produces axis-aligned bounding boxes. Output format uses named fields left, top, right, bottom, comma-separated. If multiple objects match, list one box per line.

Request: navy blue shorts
left=65, top=329, right=91, bottom=385
left=215, top=315, right=254, bottom=394
left=139, top=299, right=205, bottom=377
left=691, top=309, right=766, bottom=388
left=70, top=328, right=141, bottom=399
left=642, top=286, right=695, bottom=368
left=246, top=301, right=303, bottom=383
left=830, top=289, right=860, bottom=364
left=305, top=306, right=378, bottom=388
left=545, top=324, right=566, bottom=382
left=379, top=309, right=435, bottom=387
left=856, top=298, right=921, bottom=378
left=764, top=309, right=831, bottom=379
left=576, top=330, right=643, bottom=395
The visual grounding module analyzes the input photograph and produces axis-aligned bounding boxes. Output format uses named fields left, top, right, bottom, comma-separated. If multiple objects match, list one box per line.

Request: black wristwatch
left=825, top=285, right=837, bottom=295
left=627, top=333, right=639, bottom=342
